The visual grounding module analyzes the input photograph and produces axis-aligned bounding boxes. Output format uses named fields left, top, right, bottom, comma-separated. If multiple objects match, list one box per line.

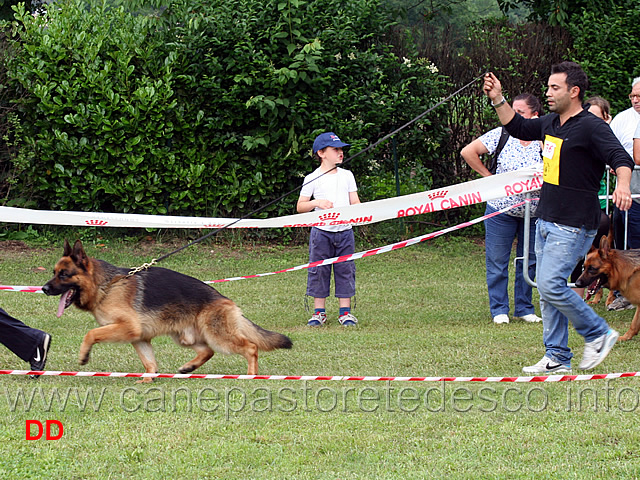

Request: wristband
left=491, top=97, right=506, bottom=108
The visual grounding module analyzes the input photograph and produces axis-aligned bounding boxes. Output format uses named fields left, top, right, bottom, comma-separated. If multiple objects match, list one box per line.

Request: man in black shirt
left=483, top=61, right=633, bottom=373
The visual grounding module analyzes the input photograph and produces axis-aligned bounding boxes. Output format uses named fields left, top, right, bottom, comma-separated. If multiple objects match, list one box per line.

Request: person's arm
left=595, top=120, right=634, bottom=211
left=483, top=72, right=515, bottom=125
left=611, top=165, right=633, bottom=211
left=461, top=138, right=492, bottom=177
left=297, top=195, right=333, bottom=213
left=349, top=191, right=360, bottom=205
left=634, top=121, right=640, bottom=165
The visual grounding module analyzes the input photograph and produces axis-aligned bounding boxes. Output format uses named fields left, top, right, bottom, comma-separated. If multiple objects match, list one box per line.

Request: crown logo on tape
left=319, top=212, right=340, bottom=221
left=428, top=190, right=448, bottom=200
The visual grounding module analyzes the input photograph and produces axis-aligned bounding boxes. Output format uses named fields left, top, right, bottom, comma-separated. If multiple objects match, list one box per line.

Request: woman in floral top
left=461, top=93, right=543, bottom=324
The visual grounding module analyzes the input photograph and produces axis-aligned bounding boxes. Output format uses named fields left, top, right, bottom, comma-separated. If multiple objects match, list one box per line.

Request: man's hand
left=612, top=185, right=633, bottom=211
left=483, top=72, right=503, bottom=104
left=612, top=166, right=633, bottom=211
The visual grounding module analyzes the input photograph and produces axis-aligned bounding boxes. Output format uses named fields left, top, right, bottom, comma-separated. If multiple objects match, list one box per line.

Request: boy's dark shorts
left=306, top=227, right=356, bottom=298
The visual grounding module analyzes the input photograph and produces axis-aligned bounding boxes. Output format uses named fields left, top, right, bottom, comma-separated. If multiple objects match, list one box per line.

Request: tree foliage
left=419, top=18, right=571, bottom=187
left=497, top=0, right=617, bottom=26
left=569, top=0, right=640, bottom=114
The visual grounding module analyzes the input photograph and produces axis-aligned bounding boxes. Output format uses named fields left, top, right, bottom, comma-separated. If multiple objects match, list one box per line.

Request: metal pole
left=520, top=192, right=536, bottom=288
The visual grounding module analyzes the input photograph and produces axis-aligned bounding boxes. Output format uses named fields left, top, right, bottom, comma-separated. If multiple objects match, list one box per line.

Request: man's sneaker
left=307, top=312, right=327, bottom=327
left=493, top=314, right=509, bottom=324
left=30, top=333, right=51, bottom=379
left=338, top=313, right=358, bottom=326
left=521, top=313, right=542, bottom=323
left=522, top=356, right=571, bottom=374
left=578, top=329, right=619, bottom=370
left=607, top=295, right=634, bottom=311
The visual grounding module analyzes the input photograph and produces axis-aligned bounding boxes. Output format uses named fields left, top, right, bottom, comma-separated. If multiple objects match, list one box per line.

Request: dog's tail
left=228, top=303, right=292, bottom=351
left=241, top=318, right=293, bottom=351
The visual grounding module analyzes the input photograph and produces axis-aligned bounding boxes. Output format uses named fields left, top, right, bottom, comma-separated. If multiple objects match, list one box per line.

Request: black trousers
left=0, top=307, right=45, bottom=362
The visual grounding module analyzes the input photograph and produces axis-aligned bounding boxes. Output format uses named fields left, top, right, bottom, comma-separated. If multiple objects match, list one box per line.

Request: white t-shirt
left=611, top=107, right=640, bottom=196
left=479, top=127, right=543, bottom=217
left=611, top=107, right=640, bottom=156
left=300, top=167, right=357, bottom=232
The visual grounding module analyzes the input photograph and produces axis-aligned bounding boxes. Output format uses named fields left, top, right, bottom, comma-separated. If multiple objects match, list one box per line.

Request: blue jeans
left=484, top=205, right=536, bottom=317
left=535, top=220, right=610, bottom=365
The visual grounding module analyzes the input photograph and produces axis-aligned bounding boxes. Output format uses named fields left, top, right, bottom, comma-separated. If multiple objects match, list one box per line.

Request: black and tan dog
left=575, top=236, right=640, bottom=341
left=42, top=240, right=292, bottom=381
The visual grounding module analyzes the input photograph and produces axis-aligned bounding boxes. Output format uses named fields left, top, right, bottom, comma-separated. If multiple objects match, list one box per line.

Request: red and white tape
left=0, top=286, right=43, bottom=293
left=208, top=200, right=528, bottom=283
left=0, top=200, right=531, bottom=292
left=3, top=370, right=640, bottom=382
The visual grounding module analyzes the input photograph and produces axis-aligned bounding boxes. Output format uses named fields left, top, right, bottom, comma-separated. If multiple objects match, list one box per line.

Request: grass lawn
left=1, top=235, right=640, bottom=479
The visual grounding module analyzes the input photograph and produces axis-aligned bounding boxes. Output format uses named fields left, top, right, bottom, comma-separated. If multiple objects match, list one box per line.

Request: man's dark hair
left=513, top=93, right=544, bottom=116
left=550, top=61, right=589, bottom=101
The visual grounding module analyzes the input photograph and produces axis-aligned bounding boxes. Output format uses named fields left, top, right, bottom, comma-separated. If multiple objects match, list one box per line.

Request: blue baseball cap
left=312, top=132, right=350, bottom=154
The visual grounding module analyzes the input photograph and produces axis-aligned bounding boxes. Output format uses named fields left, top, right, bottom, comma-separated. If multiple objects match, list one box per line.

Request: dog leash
left=128, top=71, right=488, bottom=275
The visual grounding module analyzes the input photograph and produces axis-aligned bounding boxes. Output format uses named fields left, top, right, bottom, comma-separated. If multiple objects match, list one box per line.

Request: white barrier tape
left=0, top=200, right=530, bottom=292
left=6, top=370, right=640, bottom=382
left=0, top=169, right=542, bottom=228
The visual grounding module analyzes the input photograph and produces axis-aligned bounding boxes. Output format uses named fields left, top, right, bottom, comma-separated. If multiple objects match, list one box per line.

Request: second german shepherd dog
left=575, top=236, right=640, bottom=341
left=42, top=240, right=292, bottom=380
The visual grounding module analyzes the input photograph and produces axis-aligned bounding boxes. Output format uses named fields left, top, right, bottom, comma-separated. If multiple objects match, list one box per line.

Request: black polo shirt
left=505, top=109, right=633, bottom=229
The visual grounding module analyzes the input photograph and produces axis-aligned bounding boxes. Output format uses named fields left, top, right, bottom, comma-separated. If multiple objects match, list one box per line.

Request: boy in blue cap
left=297, top=132, right=361, bottom=326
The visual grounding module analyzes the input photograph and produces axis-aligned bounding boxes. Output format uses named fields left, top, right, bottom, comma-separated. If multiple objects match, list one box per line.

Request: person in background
left=0, top=307, right=51, bottom=379
left=297, top=132, right=361, bottom=327
left=608, top=78, right=640, bottom=311
left=483, top=62, right=633, bottom=373
left=461, top=93, right=543, bottom=325
left=634, top=120, right=640, bottom=165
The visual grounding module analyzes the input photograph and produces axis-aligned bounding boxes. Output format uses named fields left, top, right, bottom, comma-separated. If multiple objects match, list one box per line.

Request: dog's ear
left=71, top=240, right=89, bottom=269
left=599, top=235, right=611, bottom=259
left=63, top=239, right=72, bottom=257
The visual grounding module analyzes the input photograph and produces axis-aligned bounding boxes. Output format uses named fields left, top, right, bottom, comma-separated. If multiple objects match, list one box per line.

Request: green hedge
left=3, top=0, right=448, bottom=219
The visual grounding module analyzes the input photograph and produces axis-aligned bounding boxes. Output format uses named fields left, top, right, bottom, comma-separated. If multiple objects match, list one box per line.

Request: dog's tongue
left=57, top=290, right=72, bottom=318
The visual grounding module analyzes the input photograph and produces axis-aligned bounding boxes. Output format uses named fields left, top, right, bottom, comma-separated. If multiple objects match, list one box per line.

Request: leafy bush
left=5, top=1, right=183, bottom=214
left=163, top=0, right=449, bottom=215
left=3, top=0, right=449, bottom=222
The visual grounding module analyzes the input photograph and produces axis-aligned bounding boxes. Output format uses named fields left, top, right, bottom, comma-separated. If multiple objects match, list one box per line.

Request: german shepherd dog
left=42, top=240, right=292, bottom=381
left=575, top=236, right=640, bottom=341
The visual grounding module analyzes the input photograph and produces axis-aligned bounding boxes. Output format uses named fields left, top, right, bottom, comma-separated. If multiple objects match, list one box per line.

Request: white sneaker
left=522, top=356, right=572, bottom=374
left=606, top=295, right=634, bottom=311
left=307, top=312, right=327, bottom=327
left=493, top=314, right=509, bottom=324
left=338, top=313, right=358, bottom=326
left=578, top=329, right=619, bottom=370
left=521, top=314, right=542, bottom=323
